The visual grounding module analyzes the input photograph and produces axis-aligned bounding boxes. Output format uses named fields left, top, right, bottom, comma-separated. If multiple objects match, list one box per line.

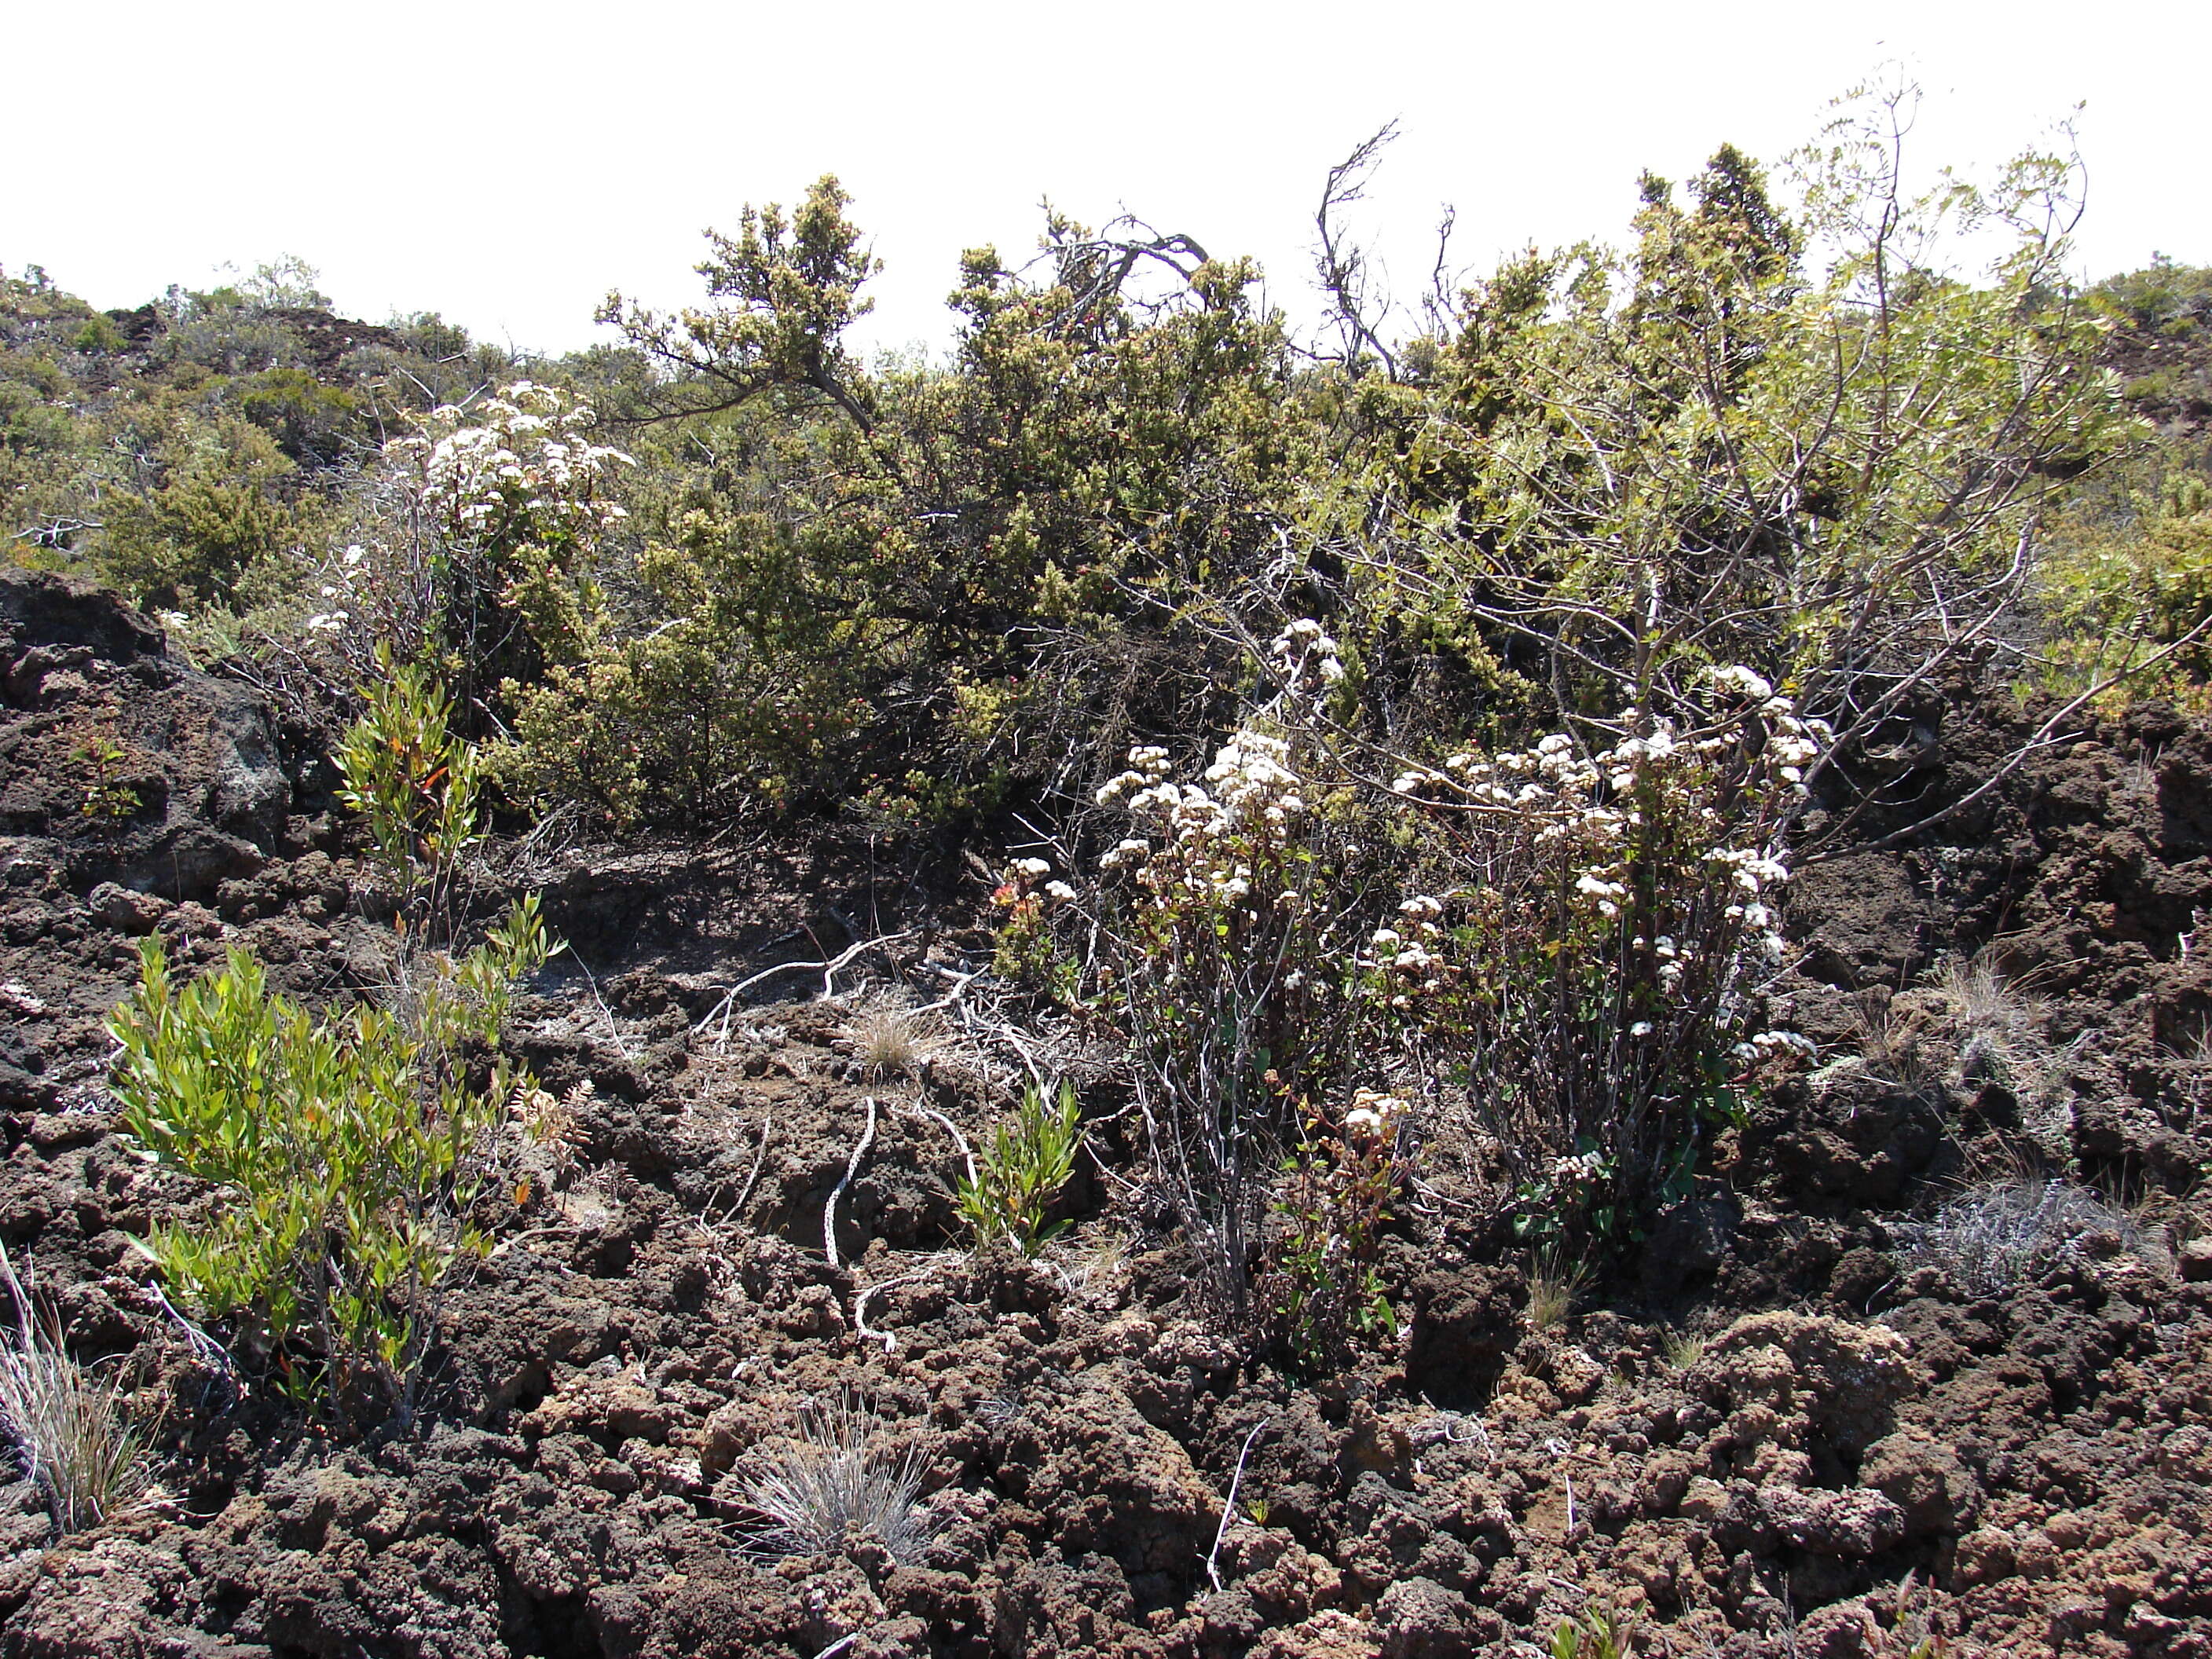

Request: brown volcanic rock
left=0, top=582, right=2207, bottom=1656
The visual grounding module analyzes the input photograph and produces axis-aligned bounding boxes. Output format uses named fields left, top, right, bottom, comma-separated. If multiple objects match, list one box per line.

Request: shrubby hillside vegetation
left=2, top=80, right=2210, bottom=1658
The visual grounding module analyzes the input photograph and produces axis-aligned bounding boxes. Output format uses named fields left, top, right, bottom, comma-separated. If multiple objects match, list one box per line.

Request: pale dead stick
left=695, top=932, right=914, bottom=1049
left=825, top=1096, right=879, bottom=1273
left=1205, top=1415, right=1272, bottom=1593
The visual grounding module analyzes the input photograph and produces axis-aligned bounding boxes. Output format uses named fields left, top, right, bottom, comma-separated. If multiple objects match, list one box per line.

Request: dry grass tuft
left=846, top=1001, right=936, bottom=1081
left=0, top=1249, right=147, bottom=1536
left=734, top=1394, right=939, bottom=1565
left=1840, top=952, right=2083, bottom=1162
left=1660, top=1328, right=1708, bottom=1373
left=1525, top=1246, right=1589, bottom=1331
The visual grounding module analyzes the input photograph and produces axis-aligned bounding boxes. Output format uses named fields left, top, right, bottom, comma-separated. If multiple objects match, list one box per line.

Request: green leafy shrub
left=237, top=367, right=365, bottom=467
left=332, top=657, right=558, bottom=1110
left=113, top=663, right=555, bottom=1414
left=108, top=939, right=522, bottom=1409
left=2037, top=463, right=2212, bottom=707
left=335, top=651, right=487, bottom=927
left=954, top=1082, right=1081, bottom=1256
left=99, top=418, right=309, bottom=610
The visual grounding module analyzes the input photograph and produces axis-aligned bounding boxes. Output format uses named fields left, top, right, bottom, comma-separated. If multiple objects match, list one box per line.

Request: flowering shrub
left=1262, top=1090, right=1404, bottom=1372
left=399, top=382, right=632, bottom=560
left=989, top=857, right=1061, bottom=988
left=1076, top=643, right=1824, bottom=1303
left=318, top=382, right=632, bottom=695
left=1375, top=664, right=1824, bottom=1233
left=1091, top=731, right=1373, bottom=1315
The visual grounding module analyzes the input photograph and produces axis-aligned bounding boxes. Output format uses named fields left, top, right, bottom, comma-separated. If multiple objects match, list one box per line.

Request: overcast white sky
left=9, top=0, right=2208, bottom=359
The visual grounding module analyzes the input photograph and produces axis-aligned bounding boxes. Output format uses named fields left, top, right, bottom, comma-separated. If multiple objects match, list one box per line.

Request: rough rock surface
left=0, top=577, right=2207, bottom=1657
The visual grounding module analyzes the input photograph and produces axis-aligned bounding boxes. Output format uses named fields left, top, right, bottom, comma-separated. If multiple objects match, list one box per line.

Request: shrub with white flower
left=1262, top=1088, right=1405, bottom=1372
left=397, top=382, right=632, bottom=563
left=990, top=858, right=1071, bottom=991
left=1269, top=618, right=1345, bottom=701
left=1068, top=661, right=1822, bottom=1306
left=1088, top=728, right=1371, bottom=1319
left=318, top=383, right=635, bottom=685
left=1369, top=666, right=1826, bottom=1231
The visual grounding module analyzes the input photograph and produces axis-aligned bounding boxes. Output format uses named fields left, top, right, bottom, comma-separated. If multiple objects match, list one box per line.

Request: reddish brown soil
left=2, top=567, right=2208, bottom=1658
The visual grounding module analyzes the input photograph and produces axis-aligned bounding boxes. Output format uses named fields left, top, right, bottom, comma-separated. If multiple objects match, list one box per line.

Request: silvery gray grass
left=736, top=1394, right=939, bottom=1564
left=1900, top=1178, right=2154, bottom=1293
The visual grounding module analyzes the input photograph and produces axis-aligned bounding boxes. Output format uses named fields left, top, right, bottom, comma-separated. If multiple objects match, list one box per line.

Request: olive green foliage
left=1321, top=112, right=2134, bottom=824
left=108, top=936, right=519, bottom=1408
left=954, top=1082, right=1081, bottom=1256
left=505, top=181, right=1292, bottom=826
left=1, top=259, right=520, bottom=654
left=112, top=668, right=554, bottom=1413
left=2034, top=260, right=2212, bottom=705
left=2037, top=459, right=2212, bottom=704
left=100, top=416, right=309, bottom=609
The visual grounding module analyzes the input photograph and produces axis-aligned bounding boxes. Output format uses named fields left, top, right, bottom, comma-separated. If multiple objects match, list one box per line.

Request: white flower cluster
left=1270, top=618, right=1345, bottom=699
left=1095, top=732, right=1306, bottom=908
left=1391, top=672, right=1824, bottom=963
left=1730, top=1029, right=1819, bottom=1065
left=1362, top=894, right=1456, bottom=1009
left=398, top=382, right=633, bottom=551
left=996, top=856, right=1076, bottom=903
left=1548, top=1148, right=1609, bottom=1189
left=1344, top=1089, right=1408, bottom=1137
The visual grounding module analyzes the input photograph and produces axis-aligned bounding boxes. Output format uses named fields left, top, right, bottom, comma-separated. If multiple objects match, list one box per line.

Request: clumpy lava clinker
left=3, top=570, right=2210, bottom=1657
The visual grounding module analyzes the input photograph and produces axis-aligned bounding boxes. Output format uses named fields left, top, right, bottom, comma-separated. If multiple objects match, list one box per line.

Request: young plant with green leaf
left=114, top=662, right=556, bottom=1416
left=335, top=651, right=485, bottom=931
left=1263, top=1091, right=1404, bottom=1372
left=955, top=1082, right=1082, bottom=1256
